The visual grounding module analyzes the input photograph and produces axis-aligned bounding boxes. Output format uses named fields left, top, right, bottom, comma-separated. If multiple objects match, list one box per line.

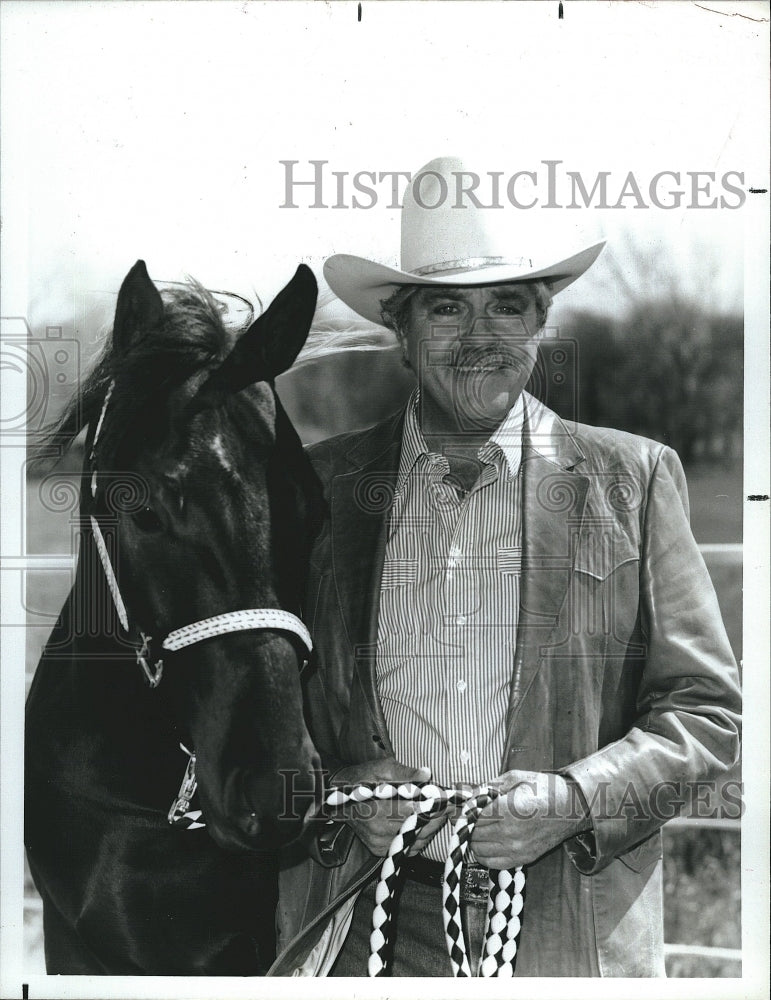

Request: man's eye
left=432, top=303, right=461, bottom=316
left=494, top=303, right=524, bottom=315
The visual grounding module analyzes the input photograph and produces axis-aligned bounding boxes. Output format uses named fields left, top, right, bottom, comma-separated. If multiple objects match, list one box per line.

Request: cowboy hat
left=324, top=156, right=605, bottom=325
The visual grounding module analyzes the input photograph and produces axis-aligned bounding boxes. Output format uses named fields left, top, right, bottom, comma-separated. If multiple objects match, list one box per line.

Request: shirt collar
left=396, top=389, right=527, bottom=496
left=395, top=390, right=428, bottom=496
left=482, top=394, right=526, bottom=479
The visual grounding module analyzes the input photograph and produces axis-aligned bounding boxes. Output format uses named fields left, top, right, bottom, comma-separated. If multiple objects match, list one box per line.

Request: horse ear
left=247, top=263, right=318, bottom=380
left=196, top=265, right=317, bottom=402
left=113, top=260, right=164, bottom=353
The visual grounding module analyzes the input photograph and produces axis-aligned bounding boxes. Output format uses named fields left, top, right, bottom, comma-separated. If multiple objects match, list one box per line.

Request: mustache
left=450, top=342, right=535, bottom=370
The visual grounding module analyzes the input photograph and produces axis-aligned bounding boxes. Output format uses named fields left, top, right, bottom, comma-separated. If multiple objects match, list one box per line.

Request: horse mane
left=41, top=281, right=238, bottom=465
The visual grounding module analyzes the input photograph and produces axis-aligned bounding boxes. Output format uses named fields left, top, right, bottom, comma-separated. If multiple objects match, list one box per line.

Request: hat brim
left=324, top=241, right=606, bottom=325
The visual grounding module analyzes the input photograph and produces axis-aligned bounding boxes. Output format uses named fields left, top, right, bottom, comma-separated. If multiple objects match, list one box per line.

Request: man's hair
left=379, top=281, right=553, bottom=350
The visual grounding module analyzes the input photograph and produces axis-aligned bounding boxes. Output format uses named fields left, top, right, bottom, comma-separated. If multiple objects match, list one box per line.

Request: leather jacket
left=272, top=396, right=741, bottom=977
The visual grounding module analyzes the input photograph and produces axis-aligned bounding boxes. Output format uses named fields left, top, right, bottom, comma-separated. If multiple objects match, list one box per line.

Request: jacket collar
left=342, top=407, right=406, bottom=472
left=522, top=392, right=585, bottom=469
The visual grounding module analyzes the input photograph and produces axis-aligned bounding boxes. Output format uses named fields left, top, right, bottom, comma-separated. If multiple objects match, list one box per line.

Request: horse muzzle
left=203, top=746, right=323, bottom=853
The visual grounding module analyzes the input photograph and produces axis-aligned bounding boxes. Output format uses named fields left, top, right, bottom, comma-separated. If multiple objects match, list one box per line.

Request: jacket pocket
left=573, top=521, right=639, bottom=582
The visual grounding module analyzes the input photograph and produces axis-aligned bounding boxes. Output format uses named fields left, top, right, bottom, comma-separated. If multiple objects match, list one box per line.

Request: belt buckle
left=460, top=865, right=491, bottom=904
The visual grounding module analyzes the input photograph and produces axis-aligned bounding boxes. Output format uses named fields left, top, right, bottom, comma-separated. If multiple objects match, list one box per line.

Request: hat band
left=411, top=255, right=533, bottom=277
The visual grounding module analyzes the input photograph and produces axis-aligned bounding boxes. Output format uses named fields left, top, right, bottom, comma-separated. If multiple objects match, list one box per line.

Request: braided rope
left=442, top=786, right=525, bottom=976
left=327, top=781, right=525, bottom=977
left=169, top=768, right=526, bottom=975
left=367, top=789, right=446, bottom=975
left=481, top=867, right=525, bottom=976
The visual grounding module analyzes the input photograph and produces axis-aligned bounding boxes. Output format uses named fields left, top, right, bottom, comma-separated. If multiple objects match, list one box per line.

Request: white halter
left=88, top=381, right=313, bottom=688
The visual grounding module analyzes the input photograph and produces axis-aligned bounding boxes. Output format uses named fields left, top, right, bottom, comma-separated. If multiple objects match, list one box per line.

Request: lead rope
left=171, top=766, right=526, bottom=975
left=325, top=781, right=525, bottom=977
left=443, top=786, right=525, bottom=977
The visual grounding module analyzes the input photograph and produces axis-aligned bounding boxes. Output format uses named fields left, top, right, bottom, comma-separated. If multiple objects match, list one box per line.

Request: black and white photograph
left=1, top=2, right=768, bottom=998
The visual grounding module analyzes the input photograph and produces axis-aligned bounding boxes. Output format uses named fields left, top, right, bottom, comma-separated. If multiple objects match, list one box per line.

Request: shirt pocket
left=496, top=546, right=523, bottom=576
left=380, top=559, right=418, bottom=589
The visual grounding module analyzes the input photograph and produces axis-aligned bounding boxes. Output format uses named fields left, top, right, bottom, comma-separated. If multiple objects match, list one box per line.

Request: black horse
left=25, top=261, right=324, bottom=974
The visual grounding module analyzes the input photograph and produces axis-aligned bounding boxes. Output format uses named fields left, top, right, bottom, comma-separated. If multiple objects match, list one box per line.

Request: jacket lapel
left=503, top=402, right=589, bottom=756
left=330, top=410, right=404, bottom=745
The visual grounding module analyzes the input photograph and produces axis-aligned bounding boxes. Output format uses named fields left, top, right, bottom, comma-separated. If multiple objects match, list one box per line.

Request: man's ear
left=113, top=260, right=164, bottom=354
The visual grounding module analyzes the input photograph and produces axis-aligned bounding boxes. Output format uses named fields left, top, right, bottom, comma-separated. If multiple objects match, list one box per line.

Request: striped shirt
left=375, top=390, right=525, bottom=861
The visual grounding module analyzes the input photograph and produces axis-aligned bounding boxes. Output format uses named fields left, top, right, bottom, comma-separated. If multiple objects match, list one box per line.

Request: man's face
left=403, top=283, right=543, bottom=430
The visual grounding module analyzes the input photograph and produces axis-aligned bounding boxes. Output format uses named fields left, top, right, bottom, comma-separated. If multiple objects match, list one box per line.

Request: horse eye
left=132, top=506, right=163, bottom=532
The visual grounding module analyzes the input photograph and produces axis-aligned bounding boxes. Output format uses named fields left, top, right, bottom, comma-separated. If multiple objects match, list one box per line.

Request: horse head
left=87, top=261, right=324, bottom=852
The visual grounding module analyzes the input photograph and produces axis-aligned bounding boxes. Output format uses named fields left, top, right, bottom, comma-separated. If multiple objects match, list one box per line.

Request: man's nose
left=466, top=315, right=531, bottom=339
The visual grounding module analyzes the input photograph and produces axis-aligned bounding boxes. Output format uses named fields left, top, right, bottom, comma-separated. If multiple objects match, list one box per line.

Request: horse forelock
left=49, top=281, right=247, bottom=467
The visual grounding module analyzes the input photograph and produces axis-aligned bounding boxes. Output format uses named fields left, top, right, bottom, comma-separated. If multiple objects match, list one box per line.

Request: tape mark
left=747, top=494, right=769, bottom=501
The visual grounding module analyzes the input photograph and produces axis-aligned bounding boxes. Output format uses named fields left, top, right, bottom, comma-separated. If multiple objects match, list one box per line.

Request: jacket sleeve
left=563, top=445, right=741, bottom=874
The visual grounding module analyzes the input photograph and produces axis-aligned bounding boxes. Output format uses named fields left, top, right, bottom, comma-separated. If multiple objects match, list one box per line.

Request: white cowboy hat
left=324, top=156, right=606, bottom=325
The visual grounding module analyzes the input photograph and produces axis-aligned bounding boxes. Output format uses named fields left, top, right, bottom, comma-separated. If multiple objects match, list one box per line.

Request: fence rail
left=665, top=816, right=740, bottom=830
left=664, top=944, right=742, bottom=962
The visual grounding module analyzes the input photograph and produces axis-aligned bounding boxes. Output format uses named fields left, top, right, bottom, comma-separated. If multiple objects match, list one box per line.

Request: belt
left=403, top=855, right=491, bottom=904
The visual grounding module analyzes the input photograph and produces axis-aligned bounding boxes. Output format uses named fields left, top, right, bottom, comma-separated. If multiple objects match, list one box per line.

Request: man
left=272, top=157, right=741, bottom=977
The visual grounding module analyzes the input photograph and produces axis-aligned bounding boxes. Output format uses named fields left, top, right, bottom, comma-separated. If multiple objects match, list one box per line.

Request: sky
left=1, top=0, right=767, bottom=357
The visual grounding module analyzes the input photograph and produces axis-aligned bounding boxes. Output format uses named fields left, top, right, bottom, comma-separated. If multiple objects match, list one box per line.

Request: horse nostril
left=240, top=812, right=260, bottom=839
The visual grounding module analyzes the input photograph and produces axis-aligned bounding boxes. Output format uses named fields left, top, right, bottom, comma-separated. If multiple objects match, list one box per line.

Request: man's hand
left=471, top=770, right=590, bottom=870
left=330, top=758, right=449, bottom=857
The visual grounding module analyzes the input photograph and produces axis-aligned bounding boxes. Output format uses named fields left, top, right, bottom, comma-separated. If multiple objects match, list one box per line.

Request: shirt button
left=455, top=614, right=467, bottom=626
left=459, top=749, right=471, bottom=764
left=456, top=679, right=467, bottom=693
